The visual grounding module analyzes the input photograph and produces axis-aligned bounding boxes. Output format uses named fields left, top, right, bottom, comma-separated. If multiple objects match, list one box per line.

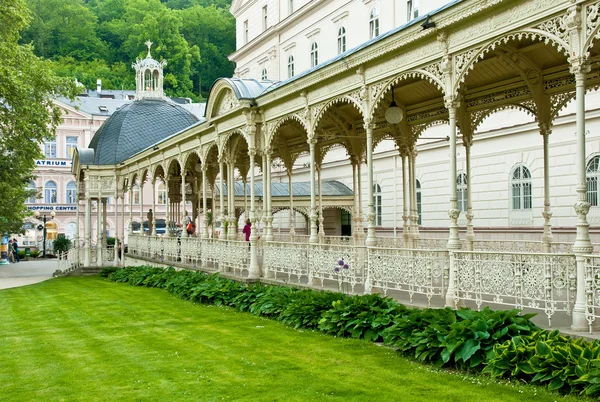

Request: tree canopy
left=0, top=0, right=78, bottom=234
left=21, top=0, right=236, bottom=100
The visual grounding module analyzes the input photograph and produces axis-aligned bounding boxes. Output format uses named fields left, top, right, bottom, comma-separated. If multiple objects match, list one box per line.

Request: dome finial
left=145, top=40, right=153, bottom=58
left=132, top=41, right=167, bottom=100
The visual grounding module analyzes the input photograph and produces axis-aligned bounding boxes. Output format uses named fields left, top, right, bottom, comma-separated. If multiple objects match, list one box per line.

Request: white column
left=265, top=149, right=274, bottom=242
left=75, top=181, right=80, bottom=260
left=228, top=162, right=236, bottom=240
left=357, top=158, right=364, bottom=239
left=261, top=155, right=267, bottom=238
left=351, top=158, right=359, bottom=240
left=219, top=159, right=225, bottom=238
left=248, top=148, right=260, bottom=278
left=181, top=171, right=187, bottom=238
left=445, top=97, right=461, bottom=308
left=164, top=176, right=171, bottom=237
left=365, top=122, right=376, bottom=246
left=401, top=152, right=409, bottom=248
left=139, top=179, right=144, bottom=236
left=446, top=99, right=461, bottom=250
left=97, top=199, right=102, bottom=266
left=84, top=195, right=91, bottom=266
left=308, top=139, right=318, bottom=244
left=540, top=124, right=553, bottom=253
left=202, top=167, right=209, bottom=239
left=411, top=149, right=420, bottom=239
left=288, top=170, right=295, bottom=237
left=571, top=62, right=593, bottom=331
left=465, top=138, right=474, bottom=251
left=151, top=179, right=157, bottom=236
left=128, top=186, right=134, bottom=235
left=120, top=193, right=125, bottom=262
left=317, top=166, right=325, bottom=242
left=113, top=195, right=118, bottom=266
left=407, top=149, right=415, bottom=245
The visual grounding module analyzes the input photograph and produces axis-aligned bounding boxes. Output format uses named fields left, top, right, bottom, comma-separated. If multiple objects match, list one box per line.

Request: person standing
left=7, top=239, right=14, bottom=263
left=242, top=219, right=251, bottom=249
left=147, top=209, right=153, bottom=235
left=12, top=238, right=19, bottom=263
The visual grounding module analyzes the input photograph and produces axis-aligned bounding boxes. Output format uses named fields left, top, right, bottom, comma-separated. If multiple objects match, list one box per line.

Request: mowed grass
left=0, top=277, right=585, bottom=402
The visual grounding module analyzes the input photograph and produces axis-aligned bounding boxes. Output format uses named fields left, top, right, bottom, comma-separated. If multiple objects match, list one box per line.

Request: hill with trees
left=21, top=0, right=236, bottom=101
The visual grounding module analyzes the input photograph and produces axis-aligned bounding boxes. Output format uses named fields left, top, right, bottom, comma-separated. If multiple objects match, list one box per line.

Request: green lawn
left=0, top=277, right=586, bottom=401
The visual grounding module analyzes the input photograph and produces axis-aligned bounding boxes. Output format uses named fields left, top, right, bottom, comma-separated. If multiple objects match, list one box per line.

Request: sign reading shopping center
left=28, top=205, right=77, bottom=211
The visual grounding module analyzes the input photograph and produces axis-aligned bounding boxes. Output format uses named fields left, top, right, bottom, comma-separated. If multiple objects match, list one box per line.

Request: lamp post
left=35, top=210, right=55, bottom=258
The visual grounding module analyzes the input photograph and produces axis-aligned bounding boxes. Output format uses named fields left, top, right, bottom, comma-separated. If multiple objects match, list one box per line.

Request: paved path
left=0, top=259, right=58, bottom=290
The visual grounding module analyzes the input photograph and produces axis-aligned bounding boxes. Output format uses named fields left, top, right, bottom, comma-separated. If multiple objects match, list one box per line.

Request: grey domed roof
left=89, top=99, right=198, bottom=165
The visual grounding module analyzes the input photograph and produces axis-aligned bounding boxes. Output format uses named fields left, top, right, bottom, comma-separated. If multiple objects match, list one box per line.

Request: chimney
left=97, top=79, right=102, bottom=94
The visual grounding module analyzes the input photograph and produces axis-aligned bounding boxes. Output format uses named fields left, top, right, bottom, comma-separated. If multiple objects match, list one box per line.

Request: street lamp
left=35, top=210, right=56, bottom=258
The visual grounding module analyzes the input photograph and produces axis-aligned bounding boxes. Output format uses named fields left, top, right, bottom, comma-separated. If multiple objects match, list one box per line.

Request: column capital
left=248, top=147, right=256, bottom=157
left=569, top=59, right=590, bottom=79
left=308, top=137, right=317, bottom=146
left=538, top=122, right=553, bottom=137
left=444, top=96, right=460, bottom=111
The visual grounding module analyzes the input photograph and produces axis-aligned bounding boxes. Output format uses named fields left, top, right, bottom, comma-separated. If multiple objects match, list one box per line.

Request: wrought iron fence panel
left=473, top=240, right=542, bottom=253
left=583, top=255, right=600, bottom=332
left=415, top=238, right=448, bottom=250
left=367, top=248, right=448, bottom=305
left=452, top=251, right=576, bottom=326
left=162, top=237, right=179, bottom=262
left=101, top=248, right=114, bottom=262
left=308, top=244, right=365, bottom=293
left=263, top=241, right=309, bottom=283
left=222, top=240, right=249, bottom=276
left=181, top=237, right=200, bottom=267
left=149, top=236, right=164, bottom=262
left=200, top=239, right=219, bottom=270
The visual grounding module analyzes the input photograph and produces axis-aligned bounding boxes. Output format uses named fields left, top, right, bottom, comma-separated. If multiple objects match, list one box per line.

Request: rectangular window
left=44, top=141, right=56, bottom=158
left=588, top=177, right=598, bottom=207
left=523, top=183, right=532, bottom=209
left=407, top=1, right=413, bottom=21
left=416, top=188, right=422, bottom=225
left=458, top=189, right=467, bottom=212
left=158, top=188, right=166, bottom=205
left=413, top=0, right=420, bottom=18
left=243, top=20, right=249, bottom=44
left=512, top=184, right=521, bottom=210
left=66, top=136, right=78, bottom=158
left=289, top=0, right=293, bottom=14
left=262, top=6, right=268, bottom=31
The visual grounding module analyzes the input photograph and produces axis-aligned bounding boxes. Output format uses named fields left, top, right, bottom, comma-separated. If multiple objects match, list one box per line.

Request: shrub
left=484, top=329, right=600, bottom=397
left=99, top=266, right=119, bottom=277
left=18, top=250, right=26, bottom=259
left=53, top=235, right=72, bottom=254
left=280, top=290, right=347, bottom=330
left=318, top=293, right=406, bottom=341
left=30, top=250, right=41, bottom=258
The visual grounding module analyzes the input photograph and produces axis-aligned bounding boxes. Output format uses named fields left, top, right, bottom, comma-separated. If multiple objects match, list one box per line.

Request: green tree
left=0, top=0, right=78, bottom=235
left=22, top=0, right=108, bottom=61
left=179, top=5, right=235, bottom=99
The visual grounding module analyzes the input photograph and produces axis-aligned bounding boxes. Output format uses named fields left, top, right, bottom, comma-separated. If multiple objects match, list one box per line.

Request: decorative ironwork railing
left=583, top=255, right=600, bottom=333
left=119, top=233, right=600, bottom=332
left=451, top=251, right=576, bottom=327
left=367, top=248, right=449, bottom=306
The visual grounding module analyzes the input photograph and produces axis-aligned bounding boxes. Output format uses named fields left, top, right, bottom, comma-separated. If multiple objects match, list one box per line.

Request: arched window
left=144, top=69, right=153, bottom=91
left=26, top=181, right=37, bottom=204
left=369, top=8, right=380, bottom=39
left=457, top=173, right=467, bottom=212
left=416, top=180, right=422, bottom=225
left=373, top=184, right=382, bottom=226
left=310, top=42, right=319, bottom=67
left=66, top=181, right=77, bottom=204
left=337, top=26, right=346, bottom=54
left=157, top=183, right=166, bottom=205
left=511, top=165, right=532, bottom=210
left=587, top=156, right=600, bottom=206
left=287, top=55, right=295, bottom=78
left=44, top=181, right=57, bottom=204
left=261, top=68, right=268, bottom=80
left=132, top=184, right=141, bottom=205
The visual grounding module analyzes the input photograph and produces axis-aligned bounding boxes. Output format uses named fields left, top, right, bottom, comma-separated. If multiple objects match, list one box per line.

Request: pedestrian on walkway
left=7, top=239, right=14, bottom=263
left=12, top=239, right=19, bottom=263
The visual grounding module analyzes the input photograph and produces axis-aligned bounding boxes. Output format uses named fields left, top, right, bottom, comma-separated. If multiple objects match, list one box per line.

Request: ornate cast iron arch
left=267, top=113, right=310, bottom=149
left=311, top=95, right=365, bottom=133
left=452, top=29, right=571, bottom=97
left=369, top=69, right=446, bottom=118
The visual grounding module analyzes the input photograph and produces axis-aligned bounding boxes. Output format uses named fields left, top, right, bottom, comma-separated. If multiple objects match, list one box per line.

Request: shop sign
left=35, top=160, right=72, bottom=167
left=28, top=205, right=77, bottom=211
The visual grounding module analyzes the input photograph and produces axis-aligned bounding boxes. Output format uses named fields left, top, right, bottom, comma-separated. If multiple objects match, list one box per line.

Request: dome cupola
left=132, top=41, right=167, bottom=100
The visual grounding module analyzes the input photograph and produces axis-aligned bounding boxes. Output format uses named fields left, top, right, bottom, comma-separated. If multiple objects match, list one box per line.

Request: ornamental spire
left=132, top=40, right=167, bottom=101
